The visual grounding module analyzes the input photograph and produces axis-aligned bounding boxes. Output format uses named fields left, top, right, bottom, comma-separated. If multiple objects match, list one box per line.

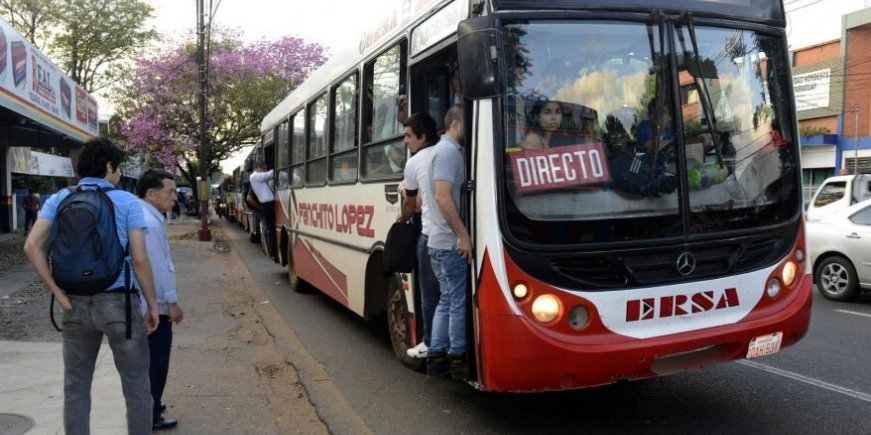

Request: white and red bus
left=261, top=0, right=810, bottom=392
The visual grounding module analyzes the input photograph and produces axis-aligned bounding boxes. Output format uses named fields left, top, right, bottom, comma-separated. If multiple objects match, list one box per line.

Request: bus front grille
left=545, top=235, right=786, bottom=290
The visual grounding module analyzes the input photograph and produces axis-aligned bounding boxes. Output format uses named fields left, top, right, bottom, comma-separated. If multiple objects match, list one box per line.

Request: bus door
left=409, top=46, right=478, bottom=380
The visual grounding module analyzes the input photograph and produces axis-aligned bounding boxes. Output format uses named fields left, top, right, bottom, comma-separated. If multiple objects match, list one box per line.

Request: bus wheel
left=286, top=243, right=307, bottom=293
left=387, top=278, right=424, bottom=370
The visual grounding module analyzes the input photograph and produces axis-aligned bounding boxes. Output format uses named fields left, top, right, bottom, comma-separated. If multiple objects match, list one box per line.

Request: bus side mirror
left=457, top=16, right=504, bottom=99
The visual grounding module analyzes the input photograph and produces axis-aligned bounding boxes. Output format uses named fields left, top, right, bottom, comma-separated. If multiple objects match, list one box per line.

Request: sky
left=144, top=0, right=399, bottom=172
left=140, top=0, right=871, bottom=172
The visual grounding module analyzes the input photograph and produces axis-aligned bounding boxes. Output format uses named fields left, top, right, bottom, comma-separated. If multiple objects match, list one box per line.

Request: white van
left=806, top=174, right=871, bottom=221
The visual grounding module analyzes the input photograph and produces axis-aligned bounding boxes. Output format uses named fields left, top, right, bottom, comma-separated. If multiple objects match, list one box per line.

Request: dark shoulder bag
left=383, top=221, right=418, bottom=273
left=246, top=190, right=262, bottom=212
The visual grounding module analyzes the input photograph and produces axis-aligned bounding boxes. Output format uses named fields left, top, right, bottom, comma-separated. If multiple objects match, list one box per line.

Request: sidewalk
left=0, top=217, right=330, bottom=434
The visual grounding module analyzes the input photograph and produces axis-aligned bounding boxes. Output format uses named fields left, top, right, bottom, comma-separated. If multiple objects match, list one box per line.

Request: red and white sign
left=0, top=17, right=98, bottom=141
left=510, top=142, right=611, bottom=194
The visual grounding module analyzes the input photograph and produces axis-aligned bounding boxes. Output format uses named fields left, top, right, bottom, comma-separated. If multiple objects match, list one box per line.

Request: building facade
left=795, top=7, right=871, bottom=201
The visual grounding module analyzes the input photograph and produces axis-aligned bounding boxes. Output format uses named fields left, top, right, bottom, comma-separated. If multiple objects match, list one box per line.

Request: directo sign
left=625, top=288, right=740, bottom=322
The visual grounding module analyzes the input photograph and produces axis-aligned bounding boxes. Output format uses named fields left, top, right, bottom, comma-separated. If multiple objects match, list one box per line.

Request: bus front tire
left=387, top=278, right=424, bottom=370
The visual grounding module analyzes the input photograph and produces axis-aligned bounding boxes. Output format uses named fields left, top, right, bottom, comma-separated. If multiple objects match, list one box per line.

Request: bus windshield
left=500, top=20, right=799, bottom=246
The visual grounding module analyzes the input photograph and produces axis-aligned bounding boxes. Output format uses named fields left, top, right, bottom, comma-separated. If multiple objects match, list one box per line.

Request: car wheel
left=387, top=277, right=424, bottom=370
left=815, top=256, right=860, bottom=301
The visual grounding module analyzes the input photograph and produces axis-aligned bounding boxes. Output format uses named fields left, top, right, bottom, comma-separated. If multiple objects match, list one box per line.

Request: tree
left=0, top=0, right=55, bottom=49
left=113, top=30, right=327, bottom=190
left=0, top=0, right=157, bottom=93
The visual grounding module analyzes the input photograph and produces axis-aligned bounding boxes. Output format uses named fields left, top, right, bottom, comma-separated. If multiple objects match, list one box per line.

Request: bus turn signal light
left=782, top=261, right=797, bottom=287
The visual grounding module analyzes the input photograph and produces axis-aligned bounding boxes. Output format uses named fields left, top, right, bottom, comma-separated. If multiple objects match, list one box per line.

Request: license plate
left=746, top=332, right=783, bottom=359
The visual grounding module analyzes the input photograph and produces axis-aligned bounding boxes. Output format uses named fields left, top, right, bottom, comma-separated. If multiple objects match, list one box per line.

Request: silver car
left=807, top=199, right=871, bottom=301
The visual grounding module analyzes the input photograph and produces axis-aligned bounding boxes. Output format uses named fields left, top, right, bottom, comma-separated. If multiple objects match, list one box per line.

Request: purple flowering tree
left=113, top=30, right=327, bottom=185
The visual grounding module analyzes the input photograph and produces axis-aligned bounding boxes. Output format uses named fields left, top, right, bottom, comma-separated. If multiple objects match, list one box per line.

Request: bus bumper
left=476, top=274, right=812, bottom=393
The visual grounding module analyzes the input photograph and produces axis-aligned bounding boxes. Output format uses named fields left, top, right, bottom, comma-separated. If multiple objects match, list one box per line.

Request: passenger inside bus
left=633, top=98, right=676, bottom=154
left=367, top=143, right=407, bottom=176
left=521, top=99, right=583, bottom=149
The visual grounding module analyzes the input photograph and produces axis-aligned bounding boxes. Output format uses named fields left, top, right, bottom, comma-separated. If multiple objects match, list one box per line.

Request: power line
left=785, top=0, right=829, bottom=13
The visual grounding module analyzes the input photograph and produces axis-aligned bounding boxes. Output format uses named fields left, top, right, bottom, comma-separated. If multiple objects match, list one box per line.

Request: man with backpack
left=23, top=137, right=159, bottom=435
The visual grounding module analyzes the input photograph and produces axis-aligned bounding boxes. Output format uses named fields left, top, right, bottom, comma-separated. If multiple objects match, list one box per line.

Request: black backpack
left=48, top=185, right=133, bottom=337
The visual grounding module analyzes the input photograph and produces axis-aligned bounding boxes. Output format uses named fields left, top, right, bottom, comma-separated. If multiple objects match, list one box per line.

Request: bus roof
left=492, top=0, right=785, bottom=25
left=261, top=0, right=453, bottom=133
left=261, top=0, right=785, bottom=133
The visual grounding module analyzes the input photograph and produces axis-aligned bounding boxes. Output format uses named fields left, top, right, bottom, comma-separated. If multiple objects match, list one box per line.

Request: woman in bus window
left=521, top=99, right=572, bottom=150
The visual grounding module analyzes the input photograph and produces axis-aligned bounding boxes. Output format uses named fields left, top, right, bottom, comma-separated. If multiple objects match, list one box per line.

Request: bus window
left=362, top=42, right=407, bottom=179
left=307, top=93, right=328, bottom=184
left=423, top=67, right=450, bottom=131
left=276, top=119, right=290, bottom=190
left=289, top=111, right=305, bottom=187
left=331, top=73, right=359, bottom=183
left=371, top=47, right=403, bottom=142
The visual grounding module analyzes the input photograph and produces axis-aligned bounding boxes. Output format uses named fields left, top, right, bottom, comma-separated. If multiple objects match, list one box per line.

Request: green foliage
left=799, top=126, right=831, bottom=137
left=0, top=0, right=55, bottom=50
left=0, top=0, right=157, bottom=93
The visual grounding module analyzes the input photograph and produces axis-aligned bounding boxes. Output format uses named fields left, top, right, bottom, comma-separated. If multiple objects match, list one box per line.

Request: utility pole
left=197, top=0, right=211, bottom=241
left=853, top=103, right=860, bottom=176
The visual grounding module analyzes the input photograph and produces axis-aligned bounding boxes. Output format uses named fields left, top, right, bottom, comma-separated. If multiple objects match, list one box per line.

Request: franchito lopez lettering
left=510, top=142, right=611, bottom=194
left=298, top=202, right=375, bottom=237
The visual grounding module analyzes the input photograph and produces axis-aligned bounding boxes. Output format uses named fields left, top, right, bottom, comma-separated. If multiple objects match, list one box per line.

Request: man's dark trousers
left=149, top=315, right=173, bottom=421
left=260, top=200, right=277, bottom=260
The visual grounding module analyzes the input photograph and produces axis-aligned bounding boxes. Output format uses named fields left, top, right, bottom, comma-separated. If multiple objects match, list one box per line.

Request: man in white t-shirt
left=396, top=113, right=439, bottom=359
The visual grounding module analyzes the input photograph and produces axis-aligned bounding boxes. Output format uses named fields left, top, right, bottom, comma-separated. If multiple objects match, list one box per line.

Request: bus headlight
left=766, top=278, right=781, bottom=298
left=512, top=283, right=529, bottom=300
left=531, top=294, right=561, bottom=323
left=782, top=261, right=797, bottom=287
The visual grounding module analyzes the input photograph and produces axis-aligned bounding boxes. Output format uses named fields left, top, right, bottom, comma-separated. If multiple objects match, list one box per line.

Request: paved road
left=228, top=221, right=871, bottom=434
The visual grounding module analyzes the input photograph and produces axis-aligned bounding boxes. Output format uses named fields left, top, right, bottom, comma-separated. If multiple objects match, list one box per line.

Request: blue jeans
left=62, top=293, right=152, bottom=435
left=428, top=247, right=467, bottom=356
left=417, top=235, right=439, bottom=345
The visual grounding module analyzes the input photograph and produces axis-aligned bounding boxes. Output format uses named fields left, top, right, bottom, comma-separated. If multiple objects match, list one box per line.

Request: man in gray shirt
left=426, top=105, right=471, bottom=379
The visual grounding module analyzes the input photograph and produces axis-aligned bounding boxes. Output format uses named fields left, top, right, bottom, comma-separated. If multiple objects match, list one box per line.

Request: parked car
left=807, top=199, right=871, bottom=301
left=806, top=174, right=871, bottom=221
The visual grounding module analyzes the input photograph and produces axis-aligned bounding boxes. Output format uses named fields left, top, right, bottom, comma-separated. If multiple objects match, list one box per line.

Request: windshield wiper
left=645, top=10, right=666, bottom=176
left=677, top=12, right=724, bottom=167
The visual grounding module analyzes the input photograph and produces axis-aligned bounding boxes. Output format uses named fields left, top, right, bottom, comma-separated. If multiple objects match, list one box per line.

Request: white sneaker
left=406, top=342, right=428, bottom=358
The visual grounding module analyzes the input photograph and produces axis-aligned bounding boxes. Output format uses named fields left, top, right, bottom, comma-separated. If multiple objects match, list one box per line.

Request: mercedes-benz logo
left=676, top=252, right=696, bottom=276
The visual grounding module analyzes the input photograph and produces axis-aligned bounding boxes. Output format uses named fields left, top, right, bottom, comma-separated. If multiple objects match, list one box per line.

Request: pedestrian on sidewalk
left=22, top=189, right=40, bottom=233
left=23, top=137, right=159, bottom=435
left=136, top=168, right=184, bottom=431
